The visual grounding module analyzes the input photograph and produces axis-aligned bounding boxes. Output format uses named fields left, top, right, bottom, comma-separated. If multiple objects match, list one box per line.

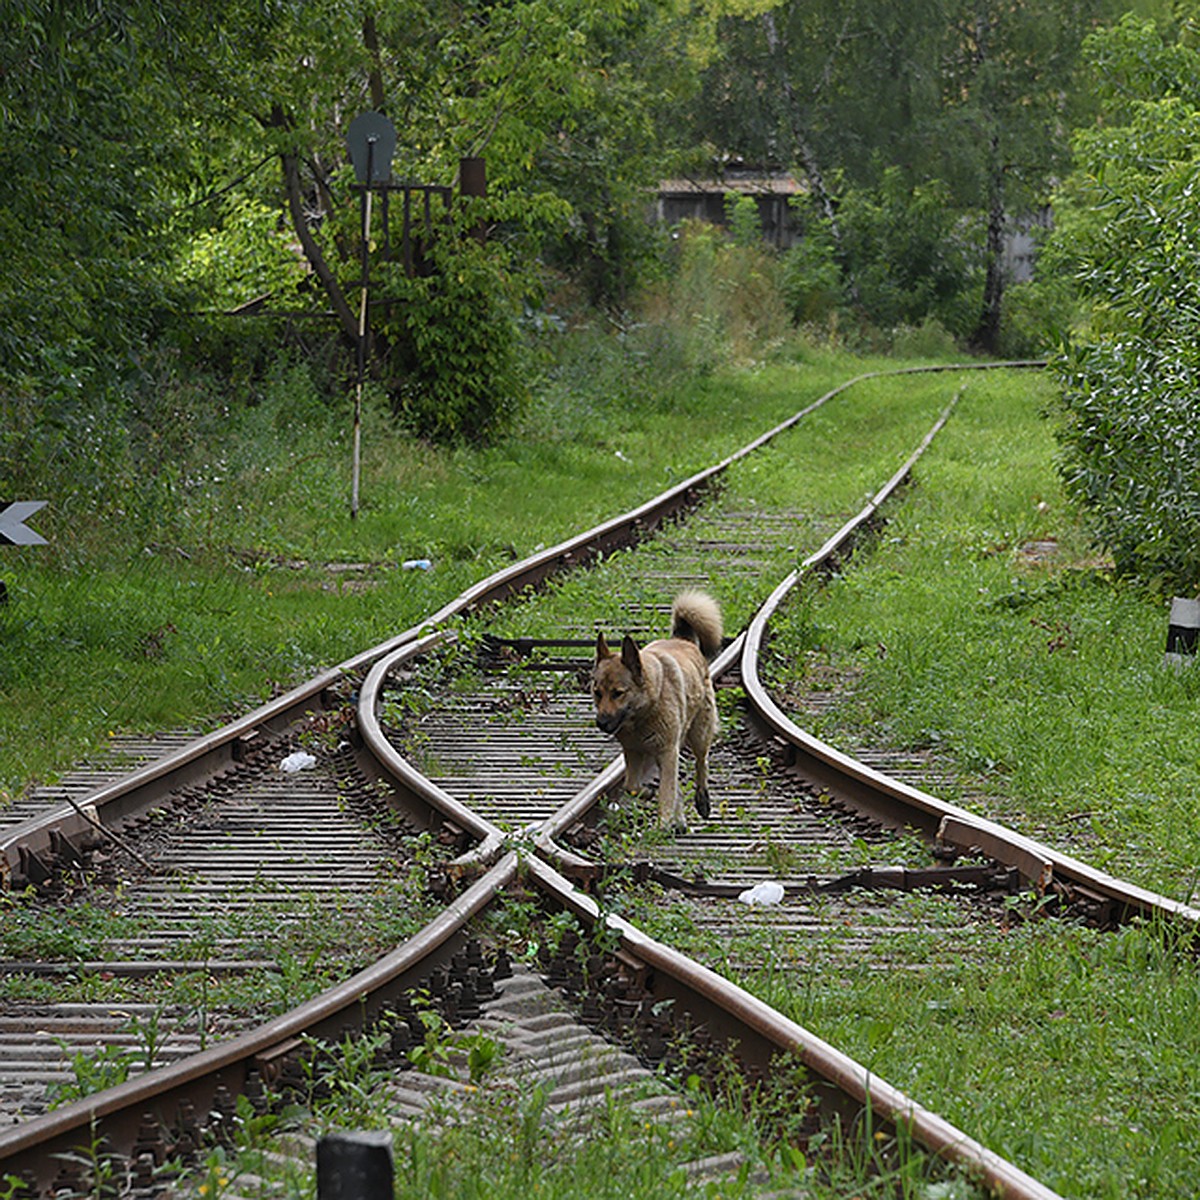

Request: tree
left=689, top=0, right=1117, bottom=346
left=688, top=0, right=889, bottom=291
left=932, top=0, right=1114, bottom=353
left=0, top=2, right=195, bottom=383
left=187, top=0, right=719, bottom=438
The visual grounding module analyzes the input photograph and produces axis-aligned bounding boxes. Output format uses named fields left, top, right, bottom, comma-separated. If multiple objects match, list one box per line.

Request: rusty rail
left=736, top=416, right=1200, bottom=929
left=0, top=358, right=859, bottom=890
left=2, top=362, right=1070, bottom=1197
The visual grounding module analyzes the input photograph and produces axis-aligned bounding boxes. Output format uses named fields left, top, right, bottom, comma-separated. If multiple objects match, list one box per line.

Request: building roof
left=657, top=171, right=806, bottom=197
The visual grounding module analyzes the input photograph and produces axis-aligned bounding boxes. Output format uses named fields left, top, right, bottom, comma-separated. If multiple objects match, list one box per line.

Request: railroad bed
left=3, top=363, right=1190, bottom=1200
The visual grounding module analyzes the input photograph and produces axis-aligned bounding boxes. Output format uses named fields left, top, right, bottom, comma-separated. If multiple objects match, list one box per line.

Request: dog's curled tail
left=671, top=591, right=723, bottom=660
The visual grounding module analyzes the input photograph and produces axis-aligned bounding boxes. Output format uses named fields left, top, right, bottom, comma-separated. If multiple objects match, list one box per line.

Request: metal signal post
left=345, top=112, right=397, bottom=520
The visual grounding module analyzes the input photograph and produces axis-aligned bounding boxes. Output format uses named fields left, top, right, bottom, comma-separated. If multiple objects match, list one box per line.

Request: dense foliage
left=690, top=0, right=1126, bottom=352
left=2, top=0, right=1194, bottom=552
left=1049, top=11, right=1200, bottom=594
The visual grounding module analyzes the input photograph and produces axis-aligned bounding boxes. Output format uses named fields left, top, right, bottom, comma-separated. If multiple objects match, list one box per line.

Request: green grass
left=173, top=993, right=981, bottom=1200
left=480, top=367, right=976, bottom=645
left=765, top=370, right=1200, bottom=901
left=761, top=904, right=1200, bottom=1200
left=0, top=340, right=920, bottom=800
left=659, top=367, right=1200, bottom=1200
left=11, top=333, right=1200, bottom=1197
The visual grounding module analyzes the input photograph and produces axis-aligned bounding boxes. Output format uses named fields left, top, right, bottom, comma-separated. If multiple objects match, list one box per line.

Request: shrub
left=890, top=317, right=959, bottom=359
left=375, top=220, right=531, bottom=446
left=1048, top=15, right=1200, bottom=595
left=645, top=219, right=789, bottom=372
left=836, top=172, right=977, bottom=338
left=779, top=221, right=844, bottom=324
left=1055, top=336, right=1200, bottom=594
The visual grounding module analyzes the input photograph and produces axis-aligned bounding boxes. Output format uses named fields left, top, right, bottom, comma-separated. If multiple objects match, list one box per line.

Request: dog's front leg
left=622, top=747, right=656, bottom=794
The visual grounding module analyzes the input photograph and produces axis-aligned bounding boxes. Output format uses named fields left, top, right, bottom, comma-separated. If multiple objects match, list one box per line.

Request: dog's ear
left=595, top=632, right=612, bottom=662
left=620, top=635, right=643, bottom=684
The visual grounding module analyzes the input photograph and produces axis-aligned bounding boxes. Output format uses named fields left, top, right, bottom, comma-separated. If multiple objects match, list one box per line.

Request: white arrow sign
left=0, top=501, right=48, bottom=545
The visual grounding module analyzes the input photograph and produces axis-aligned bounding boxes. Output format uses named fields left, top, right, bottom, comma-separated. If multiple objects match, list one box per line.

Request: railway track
left=2, top=362, right=1191, bottom=1199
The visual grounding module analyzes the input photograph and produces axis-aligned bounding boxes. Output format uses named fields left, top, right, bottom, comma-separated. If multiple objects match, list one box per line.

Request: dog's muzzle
left=596, top=711, right=624, bottom=735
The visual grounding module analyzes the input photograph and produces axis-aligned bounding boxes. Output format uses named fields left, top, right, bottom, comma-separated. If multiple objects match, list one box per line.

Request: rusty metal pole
left=459, top=156, right=486, bottom=242
left=345, top=111, right=395, bottom=520
left=351, top=138, right=375, bottom=521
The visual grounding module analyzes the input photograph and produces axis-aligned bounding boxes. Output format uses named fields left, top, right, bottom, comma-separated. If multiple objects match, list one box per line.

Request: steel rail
left=0, top=362, right=1053, bottom=1193
left=2, top=361, right=1038, bottom=890
left=522, top=854, right=1065, bottom=1200
left=358, top=367, right=1038, bottom=869
left=0, top=848, right=1067, bottom=1200
left=737, top=437, right=1200, bottom=930
left=0, top=853, right=520, bottom=1186
left=0, top=358, right=882, bottom=890
left=529, top=391, right=959, bottom=862
left=353, top=629, right=509, bottom=859
left=342, top=386, right=1073, bottom=1198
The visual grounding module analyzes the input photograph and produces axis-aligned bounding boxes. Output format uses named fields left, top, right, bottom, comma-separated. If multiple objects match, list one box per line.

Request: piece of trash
left=280, top=751, right=317, bottom=773
left=401, top=558, right=432, bottom=570
left=738, top=880, right=785, bottom=906
left=614, top=449, right=630, bottom=463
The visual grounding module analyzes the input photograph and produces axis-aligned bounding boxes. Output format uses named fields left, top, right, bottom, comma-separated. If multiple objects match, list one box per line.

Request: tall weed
left=638, top=220, right=790, bottom=372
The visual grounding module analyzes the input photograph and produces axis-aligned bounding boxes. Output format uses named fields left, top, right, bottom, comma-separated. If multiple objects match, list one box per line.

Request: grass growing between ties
left=170, top=1019, right=982, bottom=1200
left=763, top=369, right=1200, bottom=901
left=479, top=366, right=970, bottom=648
left=15, top=328, right=1200, bottom=1199
left=0, top=858, right=443, bottom=1017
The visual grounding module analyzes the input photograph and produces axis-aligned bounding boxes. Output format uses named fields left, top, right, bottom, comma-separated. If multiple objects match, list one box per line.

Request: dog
left=591, top=591, right=723, bottom=833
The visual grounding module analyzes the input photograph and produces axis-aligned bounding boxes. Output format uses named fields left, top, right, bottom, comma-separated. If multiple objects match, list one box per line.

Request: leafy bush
left=644, top=219, right=789, bottom=372
left=177, top=196, right=309, bottom=311
left=994, top=276, right=1078, bottom=360
left=779, top=220, right=844, bottom=324
left=1049, top=14, right=1200, bottom=595
left=374, top=214, right=532, bottom=446
left=836, top=171, right=978, bottom=338
left=1055, top=338, right=1200, bottom=592
left=889, top=317, right=959, bottom=360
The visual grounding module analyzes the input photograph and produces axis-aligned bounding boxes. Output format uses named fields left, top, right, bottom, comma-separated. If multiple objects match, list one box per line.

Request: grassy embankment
left=481, top=362, right=1200, bottom=1199
left=3, top=342, right=994, bottom=1200
left=750, top=369, right=1200, bottom=1200
left=0, top=340, right=861, bottom=800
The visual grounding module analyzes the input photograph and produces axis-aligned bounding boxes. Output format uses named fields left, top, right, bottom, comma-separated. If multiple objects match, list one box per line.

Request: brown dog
left=591, top=591, right=723, bottom=832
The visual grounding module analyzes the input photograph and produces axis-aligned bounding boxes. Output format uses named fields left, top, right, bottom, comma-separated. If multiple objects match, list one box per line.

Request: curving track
left=3, top=362, right=1189, bottom=1199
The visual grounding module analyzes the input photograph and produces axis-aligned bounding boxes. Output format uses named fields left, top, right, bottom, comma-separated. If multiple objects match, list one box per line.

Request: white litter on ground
left=279, top=750, right=317, bottom=773
left=737, top=880, right=786, bottom=906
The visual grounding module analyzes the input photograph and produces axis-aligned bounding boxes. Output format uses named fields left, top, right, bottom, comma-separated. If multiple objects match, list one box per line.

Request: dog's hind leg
left=692, top=748, right=711, bottom=819
left=656, top=751, right=687, bottom=834
left=686, top=703, right=718, bottom=820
